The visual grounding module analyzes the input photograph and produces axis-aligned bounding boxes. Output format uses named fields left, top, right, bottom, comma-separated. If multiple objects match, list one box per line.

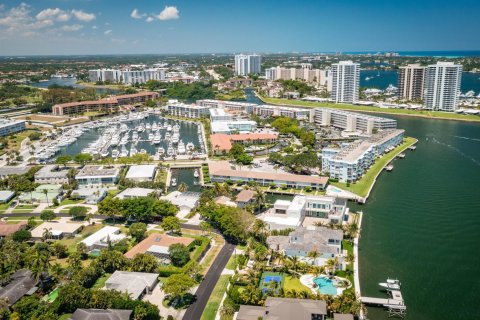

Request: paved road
left=183, top=242, right=235, bottom=320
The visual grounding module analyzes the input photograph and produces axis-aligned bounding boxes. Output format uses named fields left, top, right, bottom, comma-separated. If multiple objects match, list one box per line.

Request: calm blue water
left=360, top=70, right=480, bottom=93
left=314, top=277, right=338, bottom=295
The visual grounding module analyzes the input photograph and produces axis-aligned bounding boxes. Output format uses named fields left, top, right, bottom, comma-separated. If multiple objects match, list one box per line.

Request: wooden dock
left=361, top=289, right=406, bottom=318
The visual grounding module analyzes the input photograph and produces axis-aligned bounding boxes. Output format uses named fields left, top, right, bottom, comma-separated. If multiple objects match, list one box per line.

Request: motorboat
left=130, top=146, right=137, bottom=156
left=158, top=147, right=165, bottom=155
left=177, top=141, right=186, bottom=154
left=146, top=123, right=151, bottom=130
left=167, top=145, right=175, bottom=156
left=166, top=125, right=172, bottom=132
left=194, top=169, right=199, bottom=178
left=379, top=279, right=401, bottom=290
left=100, top=150, right=109, bottom=157
left=119, top=146, right=128, bottom=157
left=152, top=122, right=158, bottom=131
left=171, top=178, right=177, bottom=187
left=139, top=149, right=147, bottom=155
left=148, top=133, right=154, bottom=141
left=153, top=132, right=161, bottom=144
left=186, top=142, right=195, bottom=151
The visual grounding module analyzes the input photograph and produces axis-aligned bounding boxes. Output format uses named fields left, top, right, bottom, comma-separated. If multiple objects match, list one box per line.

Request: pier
left=361, top=289, right=406, bottom=318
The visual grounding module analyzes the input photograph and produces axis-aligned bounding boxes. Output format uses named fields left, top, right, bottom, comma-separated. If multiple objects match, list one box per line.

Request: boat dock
left=385, top=165, right=394, bottom=171
left=361, top=289, right=406, bottom=318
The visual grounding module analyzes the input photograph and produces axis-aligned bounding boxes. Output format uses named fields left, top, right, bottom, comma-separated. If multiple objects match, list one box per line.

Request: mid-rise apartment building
left=424, top=62, right=462, bottom=111
left=252, top=105, right=314, bottom=122
left=167, top=103, right=210, bottom=118
left=398, top=64, right=426, bottom=101
left=196, top=99, right=257, bottom=113
left=314, top=108, right=397, bottom=134
left=322, top=129, right=405, bottom=182
left=234, top=54, right=262, bottom=76
left=88, top=68, right=166, bottom=85
left=0, top=119, right=26, bottom=137
left=331, top=61, right=360, bottom=103
left=265, top=66, right=330, bottom=87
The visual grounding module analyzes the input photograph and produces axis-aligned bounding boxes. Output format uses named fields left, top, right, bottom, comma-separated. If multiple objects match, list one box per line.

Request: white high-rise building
left=424, top=62, right=462, bottom=112
left=331, top=61, right=360, bottom=103
left=235, top=54, right=262, bottom=76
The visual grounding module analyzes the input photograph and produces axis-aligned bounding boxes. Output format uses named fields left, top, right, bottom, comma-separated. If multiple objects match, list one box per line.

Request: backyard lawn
left=331, top=137, right=417, bottom=197
left=283, top=275, right=310, bottom=293
left=201, top=275, right=231, bottom=320
left=92, top=273, right=111, bottom=289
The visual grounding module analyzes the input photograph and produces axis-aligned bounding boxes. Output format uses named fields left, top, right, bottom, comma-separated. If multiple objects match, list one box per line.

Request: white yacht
left=146, top=123, right=151, bottom=131
left=148, top=133, right=154, bottom=141
left=119, top=146, right=128, bottom=157
left=166, top=124, right=172, bottom=132
left=177, top=141, right=186, bottom=154
left=111, top=149, right=120, bottom=158
left=186, top=142, right=195, bottom=151
left=132, top=131, right=138, bottom=140
left=165, top=132, right=171, bottom=140
left=379, top=279, right=401, bottom=290
left=153, top=132, right=161, bottom=144
left=194, top=169, right=199, bottom=178
left=171, top=133, right=179, bottom=144
left=167, top=145, right=175, bottom=156
left=171, top=178, right=177, bottom=187
left=100, top=150, right=109, bottom=158
left=158, top=147, right=165, bottom=155
left=152, top=122, right=158, bottom=131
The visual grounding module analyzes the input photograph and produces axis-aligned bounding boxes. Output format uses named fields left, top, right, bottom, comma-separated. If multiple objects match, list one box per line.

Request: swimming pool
left=314, top=277, right=338, bottom=295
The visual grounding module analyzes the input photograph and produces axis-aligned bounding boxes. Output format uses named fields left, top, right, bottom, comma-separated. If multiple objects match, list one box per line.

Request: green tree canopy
left=168, top=243, right=190, bottom=267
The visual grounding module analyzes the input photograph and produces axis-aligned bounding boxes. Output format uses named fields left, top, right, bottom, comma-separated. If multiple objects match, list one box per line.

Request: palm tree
left=288, top=255, right=300, bottom=275
left=325, top=257, right=338, bottom=275
left=307, top=249, right=320, bottom=265
left=42, top=227, right=52, bottom=241
left=253, top=187, right=266, bottom=211
left=43, top=189, right=50, bottom=207
left=177, top=182, right=188, bottom=193
left=30, top=247, right=51, bottom=280
left=252, top=219, right=268, bottom=242
left=345, top=223, right=359, bottom=240
left=345, top=252, right=355, bottom=264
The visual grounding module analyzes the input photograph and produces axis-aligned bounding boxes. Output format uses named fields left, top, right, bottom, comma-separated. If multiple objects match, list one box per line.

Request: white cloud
left=0, top=3, right=54, bottom=32
left=36, top=8, right=70, bottom=22
left=131, top=9, right=144, bottom=19
left=61, top=24, right=83, bottom=32
left=72, top=9, right=96, bottom=22
left=156, top=6, right=179, bottom=21
left=91, top=25, right=97, bottom=29
left=146, top=16, right=154, bottom=23
left=104, top=29, right=112, bottom=35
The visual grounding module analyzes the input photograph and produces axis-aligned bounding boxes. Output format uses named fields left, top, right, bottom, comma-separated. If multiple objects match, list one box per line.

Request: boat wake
left=431, top=137, right=480, bottom=167
left=454, top=136, right=480, bottom=142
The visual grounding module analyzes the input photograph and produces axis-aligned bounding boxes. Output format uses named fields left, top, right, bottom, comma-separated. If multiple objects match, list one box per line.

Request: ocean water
left=344, top=51, right=480, bottom=57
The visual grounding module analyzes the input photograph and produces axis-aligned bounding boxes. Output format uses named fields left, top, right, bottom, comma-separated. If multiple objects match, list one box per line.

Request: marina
left=33, top=111, right=206, bottom=162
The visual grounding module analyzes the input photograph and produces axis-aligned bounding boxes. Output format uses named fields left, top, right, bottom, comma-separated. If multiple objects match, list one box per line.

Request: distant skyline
left=0, top=0, right=479, bottom=55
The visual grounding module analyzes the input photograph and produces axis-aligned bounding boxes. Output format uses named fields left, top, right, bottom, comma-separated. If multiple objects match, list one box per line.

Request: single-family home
left=70, top=309, right=132, bottom=320
left=105, top=271, right=158, bottom=300
left=237, top=297, right=327, bottom=320
left=0, top=221, right=27, bottom=237
left=34, top=165, right=69, bottom=184
left=235, top=189, right=256, bottom=208
left=31, top=221, right=84, bottom=240
left=80, top=226, right=126, bottom=251
left=0, top=166, right=29, bottom=179
left=125, top=165, right=156, bottom=182
left=0, top=270, right=38, bottom=306
left=70, top=188, right=107, bottom=204
left=75, top=165, right=120, bottom=187
left=115, top=187, right=155, bottom=200
left=0, top=190, right=15, bottom=203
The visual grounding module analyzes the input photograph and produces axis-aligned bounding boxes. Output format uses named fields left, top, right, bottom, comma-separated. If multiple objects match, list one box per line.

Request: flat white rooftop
left=125, top=165, right=156, bottom=180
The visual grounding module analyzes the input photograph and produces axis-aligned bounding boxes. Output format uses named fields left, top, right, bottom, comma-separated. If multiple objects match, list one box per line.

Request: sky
left=0, top=0, right=479, bottom=55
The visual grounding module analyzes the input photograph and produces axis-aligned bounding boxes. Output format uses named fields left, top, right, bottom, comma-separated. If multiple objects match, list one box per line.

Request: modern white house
left=267, top=226, right=344, bottom=267
left=125, top=165, right=156, bottom=182
left=263, top=195, right=349, bottom=230
left=105, top=271, right=158, bottom=300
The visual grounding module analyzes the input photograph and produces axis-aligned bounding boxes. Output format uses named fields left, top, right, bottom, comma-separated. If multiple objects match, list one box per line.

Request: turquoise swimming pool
left=314, top=277, right=338, bottom=295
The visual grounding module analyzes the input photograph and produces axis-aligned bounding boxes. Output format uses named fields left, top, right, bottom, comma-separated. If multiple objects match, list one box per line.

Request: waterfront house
left=236, top=297, right=327, bottom=320
left=115, top=187, right=156, bottom=200
left=267, top=226, right=343, bottom=267
left=235, top=189, right=256, bottom=208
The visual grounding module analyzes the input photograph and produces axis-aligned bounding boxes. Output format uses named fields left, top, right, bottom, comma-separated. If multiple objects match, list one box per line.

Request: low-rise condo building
left=196, top=99, right=256, bottom=113
left=314, top=108, right=397, bottom=134
left=75, top=165, right=120, bottom=186
left=322, top=129, right=405, bottom=182
left=210, top=120, right=257, bottom=134
left=208, top=161, right=328, bottom=190
left=210, top=133, right=278, bottom=154
left=0, top=119, right=26, bottom=137
left=34, top=164, right=69, bottom=184
left=209, top=108, right=233, bottom=122
left=52, top=92, right=159, bottom=115
left=167, top=103, right=210, bottom=118
left=252, top=104, right=314, bottom=122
